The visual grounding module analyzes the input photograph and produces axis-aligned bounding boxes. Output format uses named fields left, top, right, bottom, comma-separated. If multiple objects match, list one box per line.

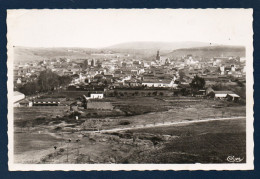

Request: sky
left=7, top=9, right=253, bottom=48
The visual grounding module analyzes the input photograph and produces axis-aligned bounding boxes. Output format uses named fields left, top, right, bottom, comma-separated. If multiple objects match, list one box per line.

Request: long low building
left=208, top=91, right=240, bottom=101
left=142, top=79, right=177, bottom=88
left=33, top=99, right=60, bottom=106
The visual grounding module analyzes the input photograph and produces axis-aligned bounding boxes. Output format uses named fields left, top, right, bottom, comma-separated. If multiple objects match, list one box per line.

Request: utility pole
left=66, top=139, right=71, bottom=163
left=76, top=139, right=80, bottom=163
left=54, top=146, right=57, bottom=158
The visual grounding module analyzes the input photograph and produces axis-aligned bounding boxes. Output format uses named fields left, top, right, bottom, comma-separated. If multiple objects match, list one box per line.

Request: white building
left=142, top=78, right=177, bottom=88
left=13, top=91, right=25, bottom=103
left=90, top=93, right=104, bottom=99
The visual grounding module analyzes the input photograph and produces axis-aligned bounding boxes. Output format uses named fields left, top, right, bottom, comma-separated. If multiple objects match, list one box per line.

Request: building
left=13, top=91, right=25, bottom=104
left=156, top=50, right=160, bottom=61
left=208, top=91, right=240, bottom=100
left=142, top=78, right=177, bottom=88
left=206, top=87, right=214, bottom=95
left=90, top=93, right=104, bottom=99
left=227, top=94, right=240, bottom=102
left=83, top=92, right=104, bottom=100
left=17, top=99, right=33, bottom=107
left=33, top=99, right=60, bottom=106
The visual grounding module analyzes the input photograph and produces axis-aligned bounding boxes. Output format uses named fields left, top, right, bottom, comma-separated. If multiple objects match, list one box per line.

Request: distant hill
left=13, top=46, right=94, bottom=63
left=13, top=43, right=246, bottom=63
left=166, top=45, right=246, bottom=58
left=107, top=41, right=217, bottom=51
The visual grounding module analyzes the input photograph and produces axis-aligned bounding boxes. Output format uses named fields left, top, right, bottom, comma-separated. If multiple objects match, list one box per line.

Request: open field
left=13, top=96, right=246, bottom=132
left=14, top=133, right=61, bottom=163
left=12, top=95, right=246, bottom=164
left=120, top=118, right=246, bottom=163
left=13, top=117, right=246, bottom=164
left=14, top=106, right=70, bottom=121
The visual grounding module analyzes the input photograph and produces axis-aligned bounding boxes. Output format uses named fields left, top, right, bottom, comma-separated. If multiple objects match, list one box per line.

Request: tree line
left=17, top=70, right=72, bottom=95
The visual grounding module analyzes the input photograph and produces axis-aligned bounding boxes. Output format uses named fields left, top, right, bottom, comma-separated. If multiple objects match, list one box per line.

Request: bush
left=119, top=120, right=131, bottom=125
left=54, top=126, right=62, bottom=131
left=150, top=136, right=164, bottom=145
left=68, top=111, right=81, bottom=118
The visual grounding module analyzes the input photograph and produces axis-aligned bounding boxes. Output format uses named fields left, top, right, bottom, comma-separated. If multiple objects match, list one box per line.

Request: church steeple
left=156, top=50, right=160, bottom=61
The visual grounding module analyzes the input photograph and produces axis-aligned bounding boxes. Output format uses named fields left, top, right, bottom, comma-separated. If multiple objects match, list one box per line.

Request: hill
left=166, top=45, right=246, bottom=58
left=107, top=41, right=216, bottom=51
left=13, top=47, right=94, bottom=63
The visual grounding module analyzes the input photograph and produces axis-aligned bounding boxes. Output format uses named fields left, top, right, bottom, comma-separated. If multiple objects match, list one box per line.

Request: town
left=13, top=45, right=246, bottom=164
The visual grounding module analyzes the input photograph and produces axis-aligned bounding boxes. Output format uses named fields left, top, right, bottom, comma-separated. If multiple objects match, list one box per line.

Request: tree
left=82, top=59, right=88, bottom=69
left=179, top=70, right=185, bottom=81
left=189, top=75, right=205, bottom=91
left=38, top=69, right=60, bottom=92
left=152, top=91, right=157, bottom=96
left=58, top=76, right=72, bottom=86
left=114, top=91, right=118, bottom=97
left=18, top=81, right=40, bottom=95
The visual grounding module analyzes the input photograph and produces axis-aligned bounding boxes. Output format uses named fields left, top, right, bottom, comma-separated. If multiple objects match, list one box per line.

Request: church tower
left=156, top=50, right=160, bottom=61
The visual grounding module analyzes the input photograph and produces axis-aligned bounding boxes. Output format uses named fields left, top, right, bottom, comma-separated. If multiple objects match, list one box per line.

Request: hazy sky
left=7, top=9, right=253, bottom=48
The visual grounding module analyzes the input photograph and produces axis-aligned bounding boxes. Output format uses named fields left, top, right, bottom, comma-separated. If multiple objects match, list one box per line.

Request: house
left=208, top=91, right=240, bottom=100
left=227, top=94, right=240, bottom=102
left=16, top=78, right=22, bottom=84
left=17, top=99, right=33, bottom=107
left=123, top=79, right=142, bottom=87
left=206, top=87, right=214, bottom=95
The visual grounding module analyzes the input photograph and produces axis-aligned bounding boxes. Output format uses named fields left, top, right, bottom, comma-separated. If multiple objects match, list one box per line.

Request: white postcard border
left=7, top=9, right=254, bottom=171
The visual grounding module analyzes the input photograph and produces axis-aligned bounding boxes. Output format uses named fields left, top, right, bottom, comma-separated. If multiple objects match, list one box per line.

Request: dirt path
left=97, top=116, right=246, bottom=133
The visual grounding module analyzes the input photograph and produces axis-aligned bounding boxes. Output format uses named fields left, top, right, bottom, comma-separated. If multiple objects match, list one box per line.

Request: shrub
left=150, top=136, right=164, bottom=145
left=54, top=126, right=62, bottom=131
left=119, top=120, right=131, bottom=125
left=68, top=111, right=81, bottom=118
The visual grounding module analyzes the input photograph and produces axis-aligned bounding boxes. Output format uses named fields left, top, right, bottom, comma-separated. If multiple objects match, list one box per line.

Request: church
left=155, top=50, right=170, bottom=65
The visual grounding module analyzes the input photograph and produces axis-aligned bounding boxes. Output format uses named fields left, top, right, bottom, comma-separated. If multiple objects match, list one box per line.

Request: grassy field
left=14, top=133, right=61, bottom=163
left=13, top=118, right=246, bottom=164
left=14, top=106, right=69, bottom=121
left=14, top=133, right=60, bottom=155
left=126, top=118, right=246, bottom=163
left=13, top=96, right=246, bottom=132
